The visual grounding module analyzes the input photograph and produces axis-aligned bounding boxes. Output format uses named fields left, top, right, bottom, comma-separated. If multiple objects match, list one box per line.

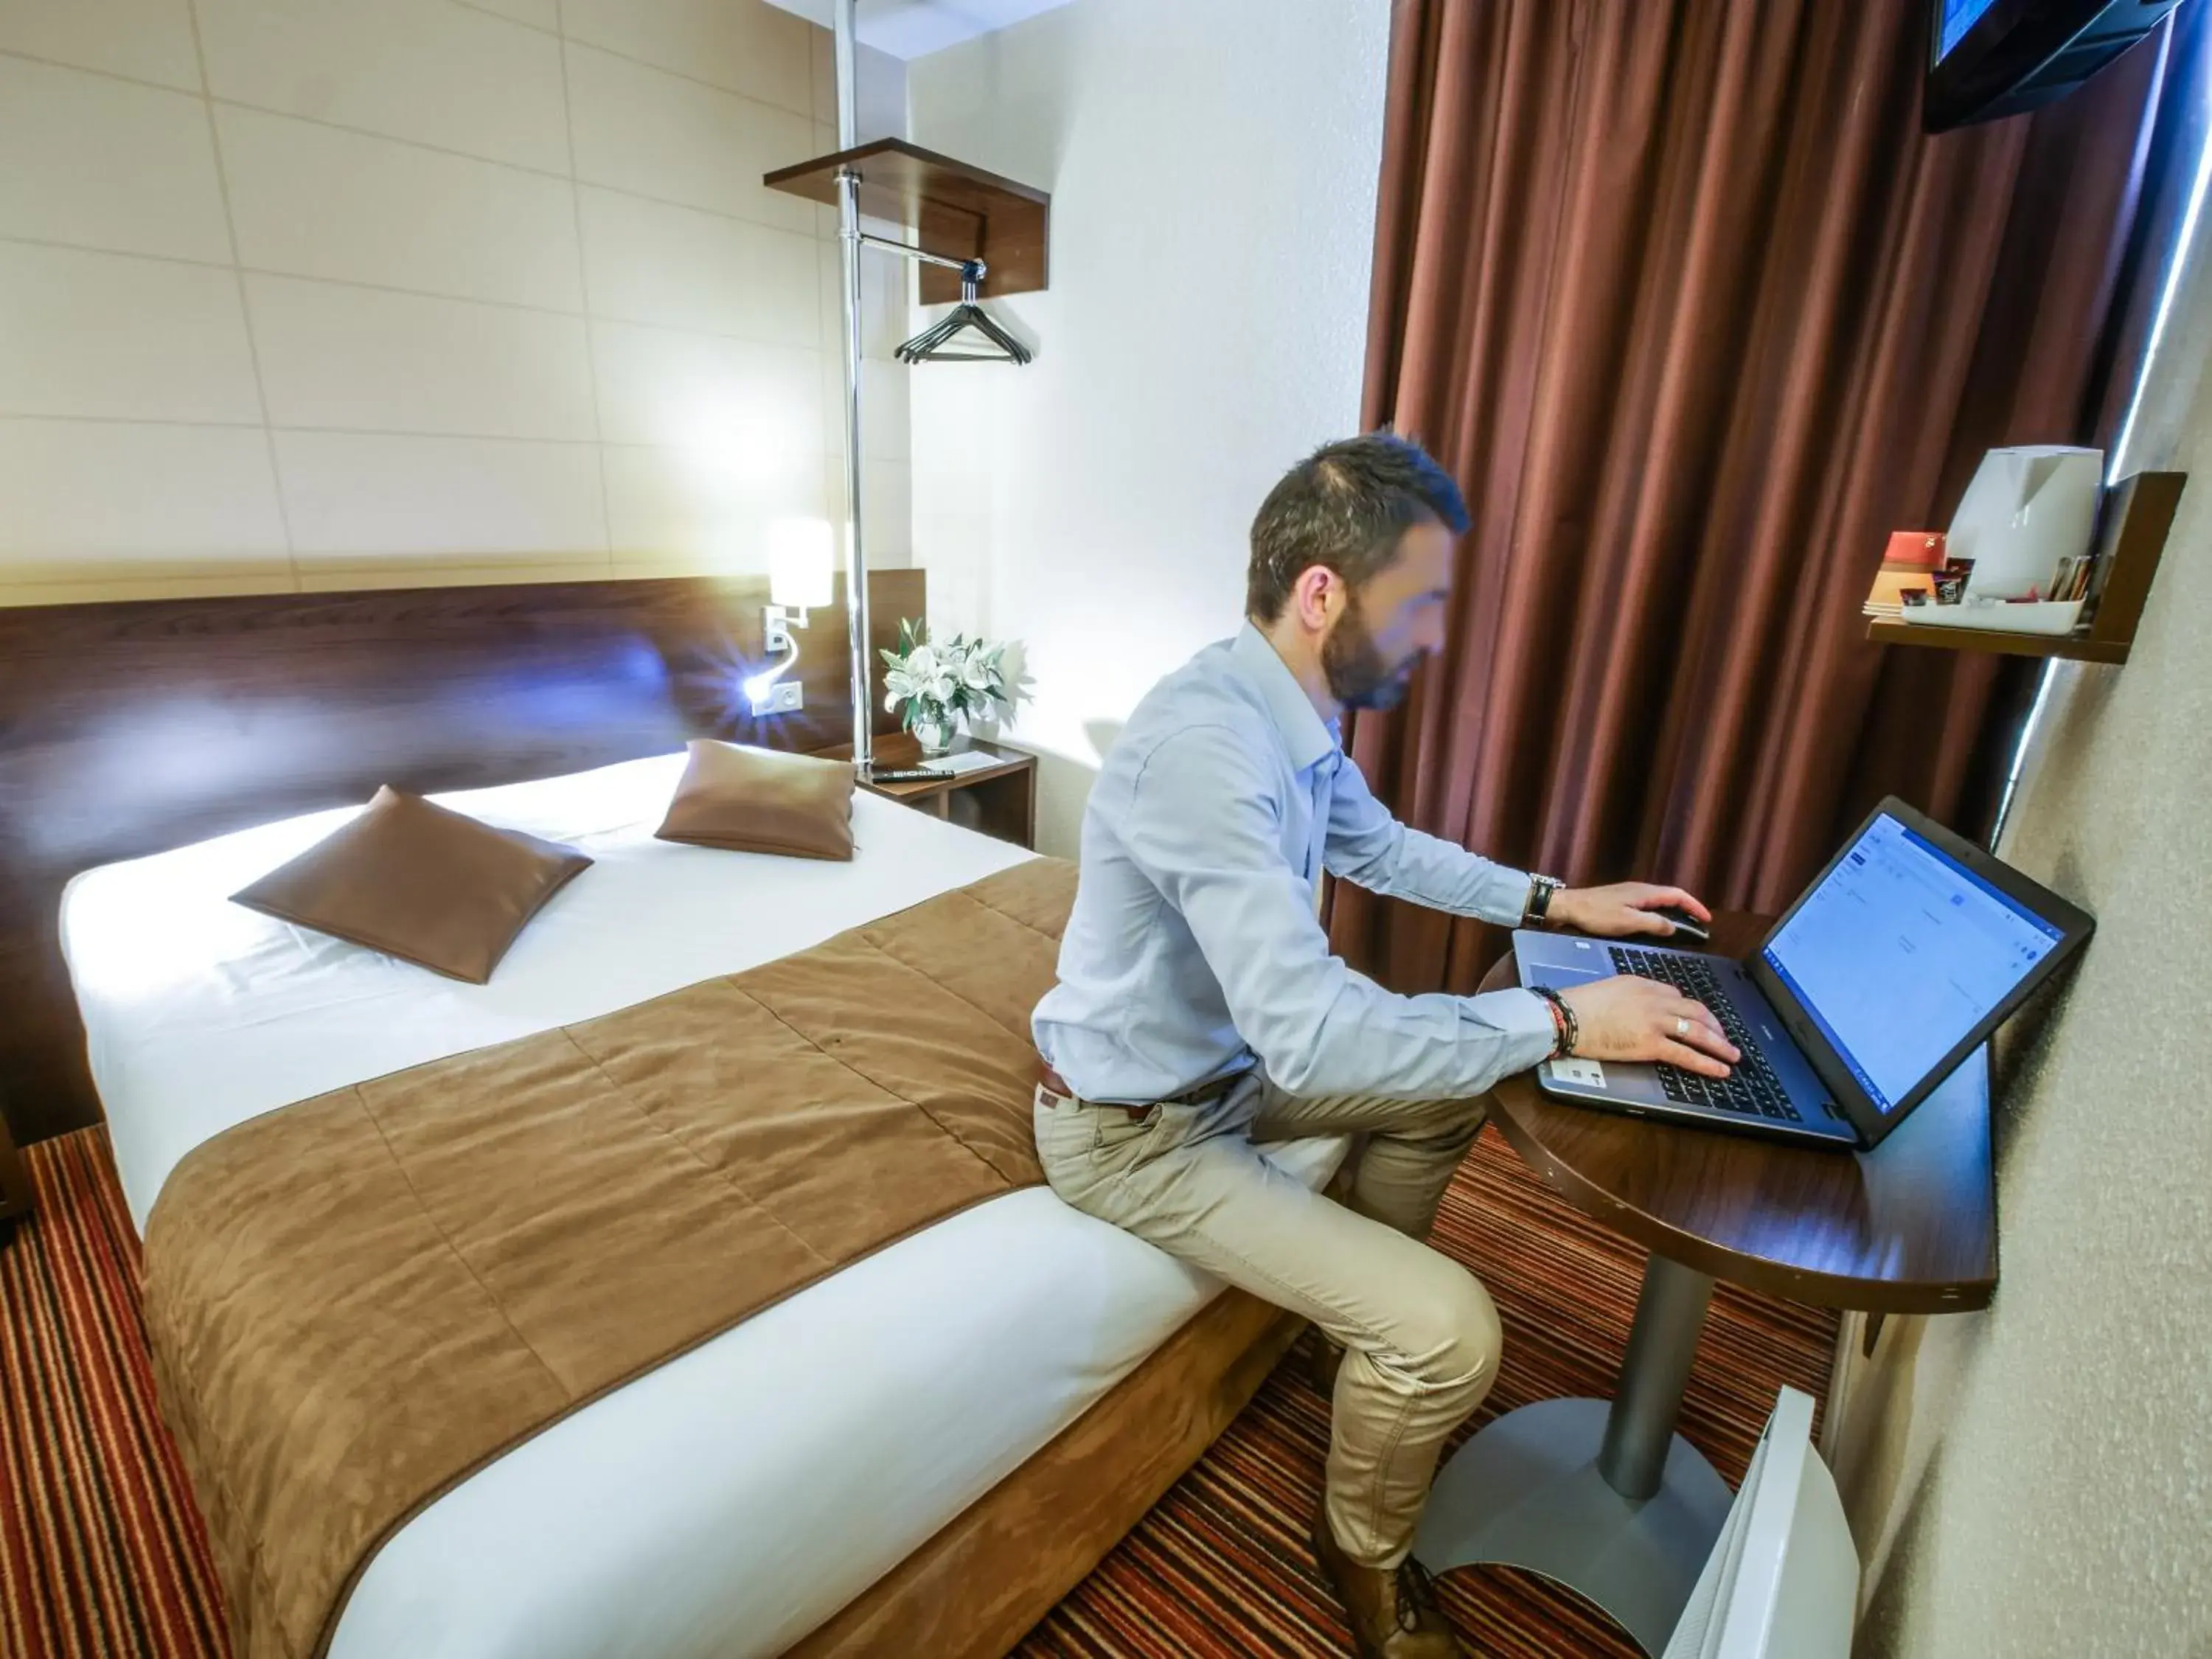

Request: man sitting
left=1032, top=433, right=1736, bottom=1659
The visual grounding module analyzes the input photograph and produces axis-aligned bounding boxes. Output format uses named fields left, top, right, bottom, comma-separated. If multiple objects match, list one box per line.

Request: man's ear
left=1292, top=565, right=1341, bottom=635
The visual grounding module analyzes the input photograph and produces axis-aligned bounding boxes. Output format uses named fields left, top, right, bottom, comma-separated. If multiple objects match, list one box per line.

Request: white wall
left=1833, top=173, right=2212, bottom=1655
left=906, top=0, right=1391, bottom=853
left=0, top=0, right=906, bottom=606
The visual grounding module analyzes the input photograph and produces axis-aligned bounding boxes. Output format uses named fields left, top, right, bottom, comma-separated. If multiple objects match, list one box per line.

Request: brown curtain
left=1332, top=0, right=2176, bottom=996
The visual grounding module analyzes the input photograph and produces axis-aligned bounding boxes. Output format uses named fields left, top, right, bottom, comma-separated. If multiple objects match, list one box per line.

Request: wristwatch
left=1522, top=872, right=1563, bottom=928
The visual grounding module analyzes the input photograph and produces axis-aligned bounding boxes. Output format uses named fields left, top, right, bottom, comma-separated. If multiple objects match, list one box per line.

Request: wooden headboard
left=0, top=568, right=924, bottom=1145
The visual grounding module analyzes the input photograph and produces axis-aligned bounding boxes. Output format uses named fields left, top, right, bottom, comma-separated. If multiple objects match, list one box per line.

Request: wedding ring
left=1674, top=1017, right=1690, bottom=1038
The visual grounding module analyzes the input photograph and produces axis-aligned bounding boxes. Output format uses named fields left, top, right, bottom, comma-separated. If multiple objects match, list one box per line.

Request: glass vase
left=912, top=712, right=956, bottom=756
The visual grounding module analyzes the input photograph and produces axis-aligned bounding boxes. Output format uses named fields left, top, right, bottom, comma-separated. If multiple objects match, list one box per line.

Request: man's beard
left=1321, top=597, right=1420, bottom=712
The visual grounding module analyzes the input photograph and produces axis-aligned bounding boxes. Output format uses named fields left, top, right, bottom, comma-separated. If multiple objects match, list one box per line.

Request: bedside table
left=818, top=732, right=1038, bottom=850
left=0, top=1086, right=34, bottom=1231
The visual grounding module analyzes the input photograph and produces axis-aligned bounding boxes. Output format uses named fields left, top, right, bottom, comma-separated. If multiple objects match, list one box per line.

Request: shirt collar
left=1230, top=623, right=1340, bottom=773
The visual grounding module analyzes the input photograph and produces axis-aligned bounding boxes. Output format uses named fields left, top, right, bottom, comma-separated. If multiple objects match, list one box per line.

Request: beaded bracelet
left=1531, top=985, right=1579, bottom=1058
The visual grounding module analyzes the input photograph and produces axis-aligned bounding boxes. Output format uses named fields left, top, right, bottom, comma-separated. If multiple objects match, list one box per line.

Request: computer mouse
left=1653, top=905, right=1711, bottom=944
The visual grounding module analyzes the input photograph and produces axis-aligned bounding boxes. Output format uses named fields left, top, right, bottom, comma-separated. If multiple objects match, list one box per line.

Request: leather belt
left=1037, top=1063, right=1244, bottom=1121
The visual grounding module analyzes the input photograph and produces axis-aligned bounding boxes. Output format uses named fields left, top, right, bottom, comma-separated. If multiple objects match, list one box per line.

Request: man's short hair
left=1245, top=432, right=1470, bottom=624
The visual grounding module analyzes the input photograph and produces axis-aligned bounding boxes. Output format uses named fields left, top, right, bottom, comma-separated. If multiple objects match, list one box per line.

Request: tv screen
left=1937, top=0, right=2006, bottom=63
left=1925, top=0, right=2181, bottom=131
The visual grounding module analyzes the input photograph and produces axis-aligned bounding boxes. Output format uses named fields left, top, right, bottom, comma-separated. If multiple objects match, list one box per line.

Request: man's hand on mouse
left=1559, top=977, right=1739, bottom=1077
left=1549, top=882, right=1712, bottom=940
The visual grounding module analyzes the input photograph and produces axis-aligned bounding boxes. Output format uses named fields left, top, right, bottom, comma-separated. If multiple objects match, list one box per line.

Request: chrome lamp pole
left=832, top=0, right=871, bottom=772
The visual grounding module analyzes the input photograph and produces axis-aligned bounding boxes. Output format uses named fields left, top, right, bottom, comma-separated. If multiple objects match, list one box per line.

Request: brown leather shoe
left=1310, top=1505, right=1468, bottom=1658
left=1309, top=1329, right=1344, bottom=1397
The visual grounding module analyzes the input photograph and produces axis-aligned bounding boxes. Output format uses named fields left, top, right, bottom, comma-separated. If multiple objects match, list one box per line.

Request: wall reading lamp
left=745, top=516, right=836, bottom=716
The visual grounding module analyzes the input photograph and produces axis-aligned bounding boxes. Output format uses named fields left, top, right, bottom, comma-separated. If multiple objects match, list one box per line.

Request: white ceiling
left=762, top=0, right=1076, bottom=60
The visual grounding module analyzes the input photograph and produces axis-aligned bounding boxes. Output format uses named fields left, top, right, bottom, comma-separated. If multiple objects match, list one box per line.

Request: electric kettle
left=1947, top=445, right=2104, bottom=600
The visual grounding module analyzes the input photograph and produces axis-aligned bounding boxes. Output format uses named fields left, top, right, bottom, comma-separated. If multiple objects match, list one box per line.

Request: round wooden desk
left=1413, top=912, right=1997, bottom=1655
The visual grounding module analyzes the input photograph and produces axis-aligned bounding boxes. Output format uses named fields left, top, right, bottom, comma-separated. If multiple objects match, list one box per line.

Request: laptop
left=1513, top=796, right=2093, bottom=1150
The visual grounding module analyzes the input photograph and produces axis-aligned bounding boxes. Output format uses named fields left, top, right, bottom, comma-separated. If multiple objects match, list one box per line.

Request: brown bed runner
left=139, top=859, right=1074, bottom=1659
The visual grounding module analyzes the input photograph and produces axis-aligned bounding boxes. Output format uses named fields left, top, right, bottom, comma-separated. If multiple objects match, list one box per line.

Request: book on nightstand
left=928, top=748, right=1013, bottom=777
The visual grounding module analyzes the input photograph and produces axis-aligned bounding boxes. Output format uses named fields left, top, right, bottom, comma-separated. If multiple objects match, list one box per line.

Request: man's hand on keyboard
left=1558, top=975, right=1739, bottom=1078
left=1549, top=883, right=1711, bottom=939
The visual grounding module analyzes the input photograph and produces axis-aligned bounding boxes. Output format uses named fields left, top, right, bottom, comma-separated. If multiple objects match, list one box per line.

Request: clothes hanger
left=895, top=261, right=1034, bottom=365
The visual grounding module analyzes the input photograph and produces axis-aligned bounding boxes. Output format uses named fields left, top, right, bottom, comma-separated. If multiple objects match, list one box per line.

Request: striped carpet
left=1, top=1124, right=1835, bottom=1659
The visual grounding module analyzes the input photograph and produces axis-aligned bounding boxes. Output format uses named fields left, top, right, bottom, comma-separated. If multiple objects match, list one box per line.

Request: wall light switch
left=754, top=680, right=804, bottom=715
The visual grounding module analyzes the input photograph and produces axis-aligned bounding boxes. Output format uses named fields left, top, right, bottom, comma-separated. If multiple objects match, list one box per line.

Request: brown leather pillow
left=231, top=786, right=593, bottom=984
left=654, top=740, right=856, bottom=860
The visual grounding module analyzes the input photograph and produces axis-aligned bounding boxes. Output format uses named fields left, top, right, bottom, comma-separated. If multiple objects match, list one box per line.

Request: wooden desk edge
left=1486, top=1101, right=1995, bottom=1315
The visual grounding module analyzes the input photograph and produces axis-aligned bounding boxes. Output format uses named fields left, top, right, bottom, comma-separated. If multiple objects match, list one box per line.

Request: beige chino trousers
left=1034, top=1073, right=1500, bottom=1568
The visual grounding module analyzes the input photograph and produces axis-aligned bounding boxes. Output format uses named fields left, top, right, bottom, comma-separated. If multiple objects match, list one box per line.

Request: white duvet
left=60, top=753, right=1343, bottom=1658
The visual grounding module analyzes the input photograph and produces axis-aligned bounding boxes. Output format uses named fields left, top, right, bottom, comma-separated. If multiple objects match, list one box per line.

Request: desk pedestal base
left=1413, top=1254, right=1727, bottom=1656
left=1413, top=1398, right=1728, bottom=1656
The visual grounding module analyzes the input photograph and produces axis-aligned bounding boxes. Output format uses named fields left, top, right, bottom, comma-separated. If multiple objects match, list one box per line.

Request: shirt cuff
left=1475, top=868, right=1536, bottom=929
left=1467, top=987, right=1559, bottom=1074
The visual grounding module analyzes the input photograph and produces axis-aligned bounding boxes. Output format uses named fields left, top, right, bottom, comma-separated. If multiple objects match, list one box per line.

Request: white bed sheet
left=62, top=752, right=1036, bottom=1232
left=60, top=752, right=1345, bottom=1658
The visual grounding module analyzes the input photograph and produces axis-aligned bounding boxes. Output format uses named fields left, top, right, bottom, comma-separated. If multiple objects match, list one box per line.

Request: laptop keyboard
left=1607, top=947, right=1803, bottom=1123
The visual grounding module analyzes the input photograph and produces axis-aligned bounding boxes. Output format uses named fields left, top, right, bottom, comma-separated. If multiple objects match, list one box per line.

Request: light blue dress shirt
left=1033, top=624, right=1557, bottom=1105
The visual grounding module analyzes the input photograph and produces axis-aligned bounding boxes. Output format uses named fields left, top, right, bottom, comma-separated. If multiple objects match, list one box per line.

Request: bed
left=58, top=751, right=1346, bottom=1658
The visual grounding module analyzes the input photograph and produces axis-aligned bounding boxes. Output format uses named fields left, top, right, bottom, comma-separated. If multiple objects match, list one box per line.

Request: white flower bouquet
left=880, top=619, right=1014, bottom=754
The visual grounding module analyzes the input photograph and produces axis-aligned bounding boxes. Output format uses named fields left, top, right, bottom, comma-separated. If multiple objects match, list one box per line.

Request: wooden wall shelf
left=765, top=138, right=1049, bottom=305
left=1865, top=619, right=2132, bottom=663
left=1864, top=470, right=2184, bottom=672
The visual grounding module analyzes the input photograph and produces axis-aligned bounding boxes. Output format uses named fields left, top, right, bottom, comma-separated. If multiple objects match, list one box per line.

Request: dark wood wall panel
left=0, top=569, right=924, bottom=1144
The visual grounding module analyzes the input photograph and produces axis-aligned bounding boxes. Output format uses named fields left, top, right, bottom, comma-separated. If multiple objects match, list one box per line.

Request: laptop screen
left=1761, top=813, right=2065, bottom=1113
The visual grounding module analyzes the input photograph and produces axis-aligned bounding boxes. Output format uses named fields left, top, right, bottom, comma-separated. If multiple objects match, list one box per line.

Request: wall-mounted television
left=1926, top=0, right=2183, bottom=131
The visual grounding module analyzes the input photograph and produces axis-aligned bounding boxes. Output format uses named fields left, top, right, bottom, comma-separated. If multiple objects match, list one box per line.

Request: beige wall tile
left=591, top=320, right=821, bottom=459
left=217, top=106, right=585, bottom=312
left=0, top=0, right=872, bottom=608
left=0, top=0, right=201, bottom=91
left=578, top=187, right=818, bottom=344
left=602, top=440, right=830, bottom=570
left=0, top=418, right=289, bottom=571
left=276, top=431, right=608, bottom=559
left=560, top=0, right=814, bottom=118
left=453, top=0, right=557, bottom=32
left=0, top=244, right=262, bottom=423
left=565, top=42, right=815, bottom=234
left=865, top=359, right=911, bottom=462
left=0, top=57, right=232, bottom=262
left=817, top=234, right=912, bottom=362
left=818, top=352, right=914, bottom=465
left=810, top=27, right=832, bottom=128
left=195, top=0, right=568, bottom=174
left=247, top=275, right=597, bottom=440
left=865, top=457, right=913, bottom=564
